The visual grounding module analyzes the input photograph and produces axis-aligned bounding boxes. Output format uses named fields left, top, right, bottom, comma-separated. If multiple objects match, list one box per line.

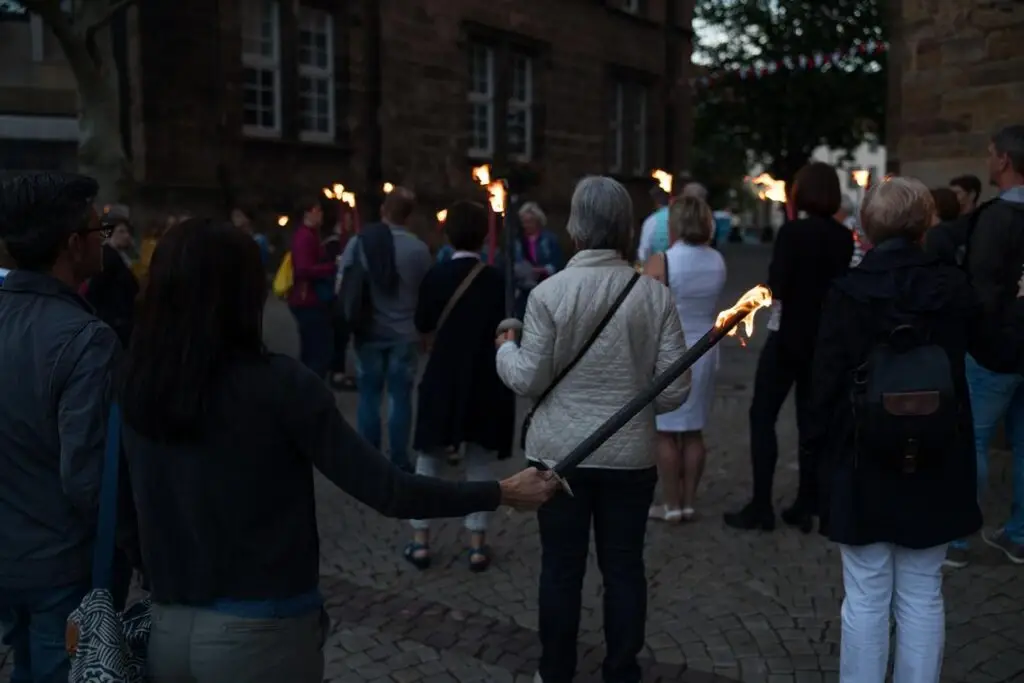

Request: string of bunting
left=693, top=40, right=889, bottom=88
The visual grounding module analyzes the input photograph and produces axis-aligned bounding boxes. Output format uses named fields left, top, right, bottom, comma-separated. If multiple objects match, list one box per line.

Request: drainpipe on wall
left=362, top=0, right=383, bottom=224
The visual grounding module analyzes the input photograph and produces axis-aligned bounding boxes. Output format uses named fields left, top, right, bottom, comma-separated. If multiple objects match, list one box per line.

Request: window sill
left=299, top=131, right=337, bottom=145
left=243, top=126, right=283, bottom=139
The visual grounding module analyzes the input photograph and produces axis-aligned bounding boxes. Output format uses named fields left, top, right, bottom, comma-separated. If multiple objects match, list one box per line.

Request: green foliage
left=692, top=0, right=887, bottom=185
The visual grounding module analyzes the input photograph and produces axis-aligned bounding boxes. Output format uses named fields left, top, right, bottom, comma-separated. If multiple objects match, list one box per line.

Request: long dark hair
left=119, top=217, right=267, bottom=442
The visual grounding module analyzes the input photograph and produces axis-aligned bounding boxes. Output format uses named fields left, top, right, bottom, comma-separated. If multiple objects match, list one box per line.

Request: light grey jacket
left=496, top=249, right=690, bottom=470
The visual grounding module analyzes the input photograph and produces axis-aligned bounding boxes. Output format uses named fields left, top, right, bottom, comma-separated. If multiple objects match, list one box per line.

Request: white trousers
left=839, top=543, right=946, bottom=683
left=409, top=443, right=493, bottom=532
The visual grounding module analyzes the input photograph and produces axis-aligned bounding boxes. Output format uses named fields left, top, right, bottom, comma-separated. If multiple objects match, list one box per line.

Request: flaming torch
left=340, top=191, right=360, bottom=233
left=546, top=285, right=772, bottom=491
left=277, top=215, right=289, bottom=227
left=471, top=164, right=505, bottom=265
left=436, top=209, right=448, bottom=224
left=651, top=169, right=673, bottom=194
left=383, top=182, right=394, bottom=194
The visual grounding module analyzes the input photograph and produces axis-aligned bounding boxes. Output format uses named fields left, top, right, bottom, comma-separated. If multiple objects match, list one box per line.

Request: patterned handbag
left=67, top=404, right=151, bottom=683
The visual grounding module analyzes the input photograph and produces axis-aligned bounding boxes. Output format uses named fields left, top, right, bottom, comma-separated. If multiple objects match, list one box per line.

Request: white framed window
left=467, top=43, right=495, bottom=158
left=507, top=51, right=533, bottom=162
left=632, top=86, right=647, bottom=175
left=241, top=0, right=281, bottom=137
left=608, top=83, right=624, bottom=173
left=297, top=6, right=334, bottom=142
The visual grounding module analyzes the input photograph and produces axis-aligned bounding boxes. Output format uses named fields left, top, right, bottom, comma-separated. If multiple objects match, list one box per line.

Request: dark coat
left=413, top=257, right=515, bottom=459
left=85, top=244, right=139, bottom=348
left=767, top=215, right=853, bottom=364
left=806, top=239, right=1024, bottom=549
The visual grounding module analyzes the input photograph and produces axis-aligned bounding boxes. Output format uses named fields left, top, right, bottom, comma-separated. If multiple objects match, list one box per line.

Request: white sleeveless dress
left=656, top=242, right=727, bottom=432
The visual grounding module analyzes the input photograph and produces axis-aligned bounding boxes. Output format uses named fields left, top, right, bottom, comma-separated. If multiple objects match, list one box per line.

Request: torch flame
left=471, top=164, right=491, bottom=186
left=436, top=209, right=448, bottom=223
left=471, top=164, right=506, bottom=214
left=333, top=183, right=345, bottom=196
left=747, top=173, right=787, bottom=203
left=322, top=187, right=334, bottom=200
left=277, top=215, right=289, bottom=227
left=714, top=285, right=773, bottom=344
left=651, top=169, right=672, bottom=194
left=852, top=170, right=870, bottom=188
left=383, top=182, right=394, bottom=194
left=340, top=191, right=356, bottom=208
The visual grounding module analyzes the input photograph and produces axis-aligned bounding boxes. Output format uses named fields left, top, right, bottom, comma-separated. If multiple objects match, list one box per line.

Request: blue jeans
left=951, top=355, right=1024, bottom=549
left=291, top=306, right=332, bottom=379
left=354, top=341, right=418, bottom=470
left=0, top=582, right=90, bottom=683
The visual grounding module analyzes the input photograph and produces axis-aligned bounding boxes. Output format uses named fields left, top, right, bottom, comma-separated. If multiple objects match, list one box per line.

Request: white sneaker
left=533, top=674, right=543, bottom=683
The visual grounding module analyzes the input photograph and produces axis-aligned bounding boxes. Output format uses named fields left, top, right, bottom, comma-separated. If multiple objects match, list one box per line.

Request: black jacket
left=767, top=215, right=853, bottom=363
left=85, top=245, right=139, bottom=348
left=413, top=258, right=515, bottom=458
left=806, top=239, right=1024, bottom=548
left=0, top=271, right=138, bottom=588
left=124, top=354, right=501, bottom=606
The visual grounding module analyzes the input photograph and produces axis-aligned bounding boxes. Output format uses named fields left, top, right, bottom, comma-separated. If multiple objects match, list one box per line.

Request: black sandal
left=403, top=542, right=431, bottom=570
left=468, top=545, right=491, bottom=573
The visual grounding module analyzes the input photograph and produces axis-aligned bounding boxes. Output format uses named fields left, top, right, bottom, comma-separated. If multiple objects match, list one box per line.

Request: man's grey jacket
left=0, top=270, right=120, bottom=589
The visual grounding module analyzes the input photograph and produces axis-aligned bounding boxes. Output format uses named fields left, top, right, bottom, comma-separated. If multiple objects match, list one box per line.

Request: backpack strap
left=91, top=404, right=122, bottom=591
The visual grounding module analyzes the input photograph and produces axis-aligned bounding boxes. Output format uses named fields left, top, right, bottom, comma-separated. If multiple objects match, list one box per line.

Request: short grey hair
left=566, top=176, right=634, bottom=253
left=518, top=201, right=547, bottom=226
left=681, top=182, right=708, bottom=201
left=860, top=176, right=934, bottom=245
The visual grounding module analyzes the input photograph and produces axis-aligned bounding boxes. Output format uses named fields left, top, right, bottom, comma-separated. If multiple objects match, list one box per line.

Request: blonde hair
left=860, top=176, right=935, bottom=245
left=669, top=195, right=714, bottom=245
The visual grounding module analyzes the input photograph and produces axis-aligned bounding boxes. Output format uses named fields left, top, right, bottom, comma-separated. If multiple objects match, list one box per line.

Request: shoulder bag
left=519, top=272, right=641, bottom=449
left=423, top=260, right=487, bottom=353
left=67, top=404, right=151, bottom=683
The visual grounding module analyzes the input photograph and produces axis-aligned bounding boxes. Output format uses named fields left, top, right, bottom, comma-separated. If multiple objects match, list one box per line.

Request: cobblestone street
left=2, top=244, right=1023, bottom=683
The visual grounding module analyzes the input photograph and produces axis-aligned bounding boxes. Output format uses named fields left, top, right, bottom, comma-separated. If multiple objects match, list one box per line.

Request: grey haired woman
left=495, top=176, right=690, bottom=683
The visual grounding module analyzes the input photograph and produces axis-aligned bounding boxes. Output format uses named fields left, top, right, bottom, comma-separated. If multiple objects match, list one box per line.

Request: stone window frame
left=296, top=5, right=334, bottom=143
left=467, top=42, right=496, bottom=159
left=241, top=0, right=283, bottom=138
left=606, top=77, right=651, bottom=177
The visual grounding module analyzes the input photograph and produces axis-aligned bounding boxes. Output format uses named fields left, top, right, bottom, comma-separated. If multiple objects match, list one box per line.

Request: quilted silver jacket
left=496, top=249, right=691, bottom=470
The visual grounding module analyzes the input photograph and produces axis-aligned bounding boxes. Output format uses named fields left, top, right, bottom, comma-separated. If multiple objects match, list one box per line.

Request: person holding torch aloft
left=495, top=176, right=690, bottom=683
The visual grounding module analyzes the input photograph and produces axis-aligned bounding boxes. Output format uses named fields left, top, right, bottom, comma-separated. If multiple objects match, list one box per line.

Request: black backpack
left=925, top=198, right=999, bottom=268
left=336, top=239, right=374, bottom=337
left=851, top=319, right=958, bottom=474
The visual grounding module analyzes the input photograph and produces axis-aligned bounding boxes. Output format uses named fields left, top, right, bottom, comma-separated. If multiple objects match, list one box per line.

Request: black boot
left=723, top=502, right=775, bottom=531
left=781, top=499, right=815, bottom=534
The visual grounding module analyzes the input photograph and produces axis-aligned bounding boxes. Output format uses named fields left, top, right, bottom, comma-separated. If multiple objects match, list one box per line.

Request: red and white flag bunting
left=693, top=40, right=889, bottom=88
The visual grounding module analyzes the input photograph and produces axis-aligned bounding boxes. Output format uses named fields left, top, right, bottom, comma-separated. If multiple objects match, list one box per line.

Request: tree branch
left=84, top=0, right=137, bottom=48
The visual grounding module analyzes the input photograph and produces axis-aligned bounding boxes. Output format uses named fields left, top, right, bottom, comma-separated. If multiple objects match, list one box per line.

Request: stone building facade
left=888, top=0, right=1024, bottom=192
left=125, top=0, right=695, bottom=229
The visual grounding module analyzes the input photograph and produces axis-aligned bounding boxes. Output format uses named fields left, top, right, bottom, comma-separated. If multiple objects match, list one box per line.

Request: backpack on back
left=852, top=316, right=958, bottom=474
left=336, top=238, right=374, bottom=337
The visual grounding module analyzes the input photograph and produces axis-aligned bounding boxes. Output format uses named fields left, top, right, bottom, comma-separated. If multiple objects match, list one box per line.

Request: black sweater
left=124, top=354, right=501, bottom=605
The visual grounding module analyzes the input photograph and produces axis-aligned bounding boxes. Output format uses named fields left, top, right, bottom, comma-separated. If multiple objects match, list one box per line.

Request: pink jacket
left=287, top=224, right=335, bottom=308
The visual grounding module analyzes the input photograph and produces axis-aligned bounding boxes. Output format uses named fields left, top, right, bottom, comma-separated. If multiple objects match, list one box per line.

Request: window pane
left=507, top=107, right=527, bottom=156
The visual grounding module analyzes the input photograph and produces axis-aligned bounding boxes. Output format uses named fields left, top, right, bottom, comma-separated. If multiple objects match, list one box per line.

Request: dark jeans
left=0, top=582, right=90, bottom=683
left=354, top=341, right=418, bottom=470
left=749, top=331, right=814, bottom=511
left=290, top=306, right=332, bottom=379
left=330, top=315, right=351, bottom=374
left=536, top=466, right=656, bottom=683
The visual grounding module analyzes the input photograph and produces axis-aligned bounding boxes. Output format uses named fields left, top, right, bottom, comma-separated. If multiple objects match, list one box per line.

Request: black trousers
left=748, top=331, right=816, bottom=511
left=330, top=314, right=350, bottom=374
left=536, top=466, right=656, bottom=683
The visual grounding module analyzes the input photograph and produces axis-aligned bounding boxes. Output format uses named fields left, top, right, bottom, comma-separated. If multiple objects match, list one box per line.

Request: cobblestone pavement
left=3, top=244, right=1023, bottom=683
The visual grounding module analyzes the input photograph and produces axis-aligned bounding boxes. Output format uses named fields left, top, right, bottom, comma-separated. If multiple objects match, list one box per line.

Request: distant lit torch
left=651, top=169, right=673, bottom=194
left=471, top=164, right=505, bottom=265
left=547, top=285, right=773, bottom=491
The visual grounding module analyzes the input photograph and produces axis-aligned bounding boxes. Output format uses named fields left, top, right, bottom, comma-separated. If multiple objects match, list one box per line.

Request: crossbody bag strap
left=91, top=403, right=122, bottom=591
left=529, top=271, right=641, bottom=413
left=435, top=261, right=486, bottom=334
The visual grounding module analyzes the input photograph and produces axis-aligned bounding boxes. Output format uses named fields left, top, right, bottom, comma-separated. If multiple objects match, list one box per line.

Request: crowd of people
left=0, top=124, right=1023, bottom=683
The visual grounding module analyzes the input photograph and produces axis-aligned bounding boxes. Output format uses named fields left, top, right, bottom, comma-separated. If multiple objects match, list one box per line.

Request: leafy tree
left=692, top=0, right=887, bottom=185
left=15, top=0, right=135, bottom=203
